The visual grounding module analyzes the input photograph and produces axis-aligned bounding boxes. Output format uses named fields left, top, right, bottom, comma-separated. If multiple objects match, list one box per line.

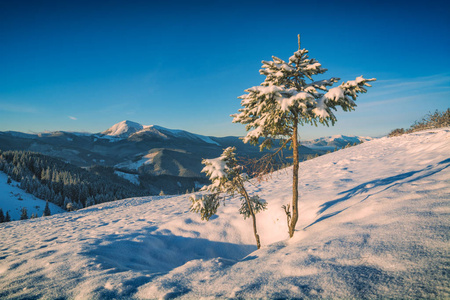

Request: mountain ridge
left=101, top=120, right=144, bottom=137
left=301, top=134, right=373, bottom=149
left=0, top=121, right=370, bottom=194
left=0, top=120, right=325, bottom=173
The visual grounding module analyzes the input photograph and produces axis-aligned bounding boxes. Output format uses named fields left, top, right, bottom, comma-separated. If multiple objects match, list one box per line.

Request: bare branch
left=241, top=137, right=292, bottom=181
left=282, top=203, right=291, bottom=230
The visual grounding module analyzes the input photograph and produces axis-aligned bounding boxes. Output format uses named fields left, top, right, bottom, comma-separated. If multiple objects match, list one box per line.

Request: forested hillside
left=0, top=150, right=156, bottom=210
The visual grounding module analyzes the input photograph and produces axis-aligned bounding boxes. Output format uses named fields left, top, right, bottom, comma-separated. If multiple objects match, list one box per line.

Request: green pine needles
left=190, top=147, right=267, bottom=249
left=232, top=35, right=376, bottom=237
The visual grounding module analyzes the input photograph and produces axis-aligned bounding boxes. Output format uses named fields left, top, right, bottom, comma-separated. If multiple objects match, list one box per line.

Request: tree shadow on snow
left=82, top=228, right=256, bottom=274
left=305, top=158, right=450, bottom=229
left=80, top=226, right=256, bottom=296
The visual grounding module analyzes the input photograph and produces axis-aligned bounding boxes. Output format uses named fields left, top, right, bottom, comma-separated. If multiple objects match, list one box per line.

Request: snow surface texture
left=0, top=173, right=65, bottom=221
left=0, top=128, right=449, bottom=299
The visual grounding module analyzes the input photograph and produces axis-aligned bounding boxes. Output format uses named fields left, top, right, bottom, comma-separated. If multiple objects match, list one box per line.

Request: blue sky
left=1, top=0, right=449, bottom=139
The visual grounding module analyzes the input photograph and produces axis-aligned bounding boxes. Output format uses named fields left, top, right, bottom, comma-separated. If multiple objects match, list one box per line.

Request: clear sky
left=1, top=0, right=449, bottom=139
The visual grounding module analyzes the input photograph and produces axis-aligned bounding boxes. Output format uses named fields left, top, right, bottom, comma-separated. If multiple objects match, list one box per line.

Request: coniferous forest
left=0, top=150, right=159, bottom=211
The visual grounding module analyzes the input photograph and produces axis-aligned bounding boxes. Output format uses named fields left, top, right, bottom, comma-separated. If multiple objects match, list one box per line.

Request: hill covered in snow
left=0, top=172, right=65, bottom=221
left=0, top=128, right=449, bottom=299
left=101, top=120, right=220, bottom=146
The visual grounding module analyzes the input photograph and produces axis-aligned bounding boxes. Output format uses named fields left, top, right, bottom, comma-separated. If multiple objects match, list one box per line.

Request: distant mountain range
left=0, top=120, right=371, bottom=192
left=100, top=120, right=221, bottom=146
left=301, top=135, right=373, bottom=150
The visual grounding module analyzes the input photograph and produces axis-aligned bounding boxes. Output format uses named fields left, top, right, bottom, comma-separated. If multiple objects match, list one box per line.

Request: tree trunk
left=289, top=116, right=299, bottom=238
left=240, top=182, right=261, bottom=249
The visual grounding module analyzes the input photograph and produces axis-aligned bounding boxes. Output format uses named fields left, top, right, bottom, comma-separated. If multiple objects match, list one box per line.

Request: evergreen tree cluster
left=0, top=150, right=152, bottom=211
left=0, top=208, right=11, bottom=223
left=20, top=207, right=28, bottom=220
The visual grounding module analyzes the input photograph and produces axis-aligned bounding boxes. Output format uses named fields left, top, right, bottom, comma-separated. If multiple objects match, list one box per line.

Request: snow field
left=0, top=128, right=449, bottom=299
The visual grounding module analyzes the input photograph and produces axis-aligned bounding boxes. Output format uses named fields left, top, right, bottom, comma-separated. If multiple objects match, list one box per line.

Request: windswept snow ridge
left=0, top=128, right=449, bottom=299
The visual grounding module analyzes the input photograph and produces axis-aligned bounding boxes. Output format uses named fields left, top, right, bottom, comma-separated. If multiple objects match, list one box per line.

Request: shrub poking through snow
left=232, top=34, right=376, bottom=238
left=388, top=128, right=405, bottom=137
left=190, top=147, right=267, bottom=249
left=389, top=108, right=450, bottom=137
left=410, top=108, right=450, bottom=132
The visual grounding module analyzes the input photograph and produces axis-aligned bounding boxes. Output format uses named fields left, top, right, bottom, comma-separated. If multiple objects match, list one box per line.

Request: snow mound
left=0, top=128, right=449, bottom=299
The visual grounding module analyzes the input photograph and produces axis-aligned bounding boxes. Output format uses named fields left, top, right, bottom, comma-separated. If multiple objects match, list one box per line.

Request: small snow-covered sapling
left=189, top=147, right=267, bottom=249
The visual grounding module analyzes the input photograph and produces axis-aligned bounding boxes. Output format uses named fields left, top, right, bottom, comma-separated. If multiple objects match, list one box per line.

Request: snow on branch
left=232, top=39, right=376, bottom=148
left=339, top=76, right=377, bottom=100
left=232, top=35, right=377, bottom=239
left=189, top=147, right=267, bottom=248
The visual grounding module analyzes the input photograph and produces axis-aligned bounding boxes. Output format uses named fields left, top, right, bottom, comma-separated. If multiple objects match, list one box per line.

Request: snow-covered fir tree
left=232, top=35, right=376, bottom=237
left=5, top=211, right=11, bottom=222
left=190, top=147, right=267, bottom=248
left=43, top=200, right=51, bottom=217
left=20, top=207, right=28, bottom=220
left=86, top=196, right=95, bottom=207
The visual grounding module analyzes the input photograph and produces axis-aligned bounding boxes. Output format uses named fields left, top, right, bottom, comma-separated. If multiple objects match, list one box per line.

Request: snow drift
left=0, top=128, right=449, bottom=299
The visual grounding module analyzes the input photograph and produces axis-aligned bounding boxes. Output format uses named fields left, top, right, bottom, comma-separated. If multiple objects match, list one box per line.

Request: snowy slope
left=114, top=170, right=140, bottom=185
left=0, top=172, right=65, bottom=221
left=0, top=128, right=449, bottom=299
left=151, top=125, right=220, bottom=146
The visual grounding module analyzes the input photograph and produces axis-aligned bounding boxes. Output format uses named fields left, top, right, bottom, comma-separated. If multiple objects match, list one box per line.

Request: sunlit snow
left=100, top=120, right=220, bottom=146
left=0, top=128, right=449, bottom=299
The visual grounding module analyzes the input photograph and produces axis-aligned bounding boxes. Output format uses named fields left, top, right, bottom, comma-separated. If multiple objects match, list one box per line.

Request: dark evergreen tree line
left=0, top=150, right=152, bottom=211
left=0, top=208, right=11, bottom=223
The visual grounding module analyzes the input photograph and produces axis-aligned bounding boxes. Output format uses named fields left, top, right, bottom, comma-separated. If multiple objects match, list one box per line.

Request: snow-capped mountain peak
left=100, top=120, right=220, bottom=146
left=101, top=120, right=144, bottom=137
